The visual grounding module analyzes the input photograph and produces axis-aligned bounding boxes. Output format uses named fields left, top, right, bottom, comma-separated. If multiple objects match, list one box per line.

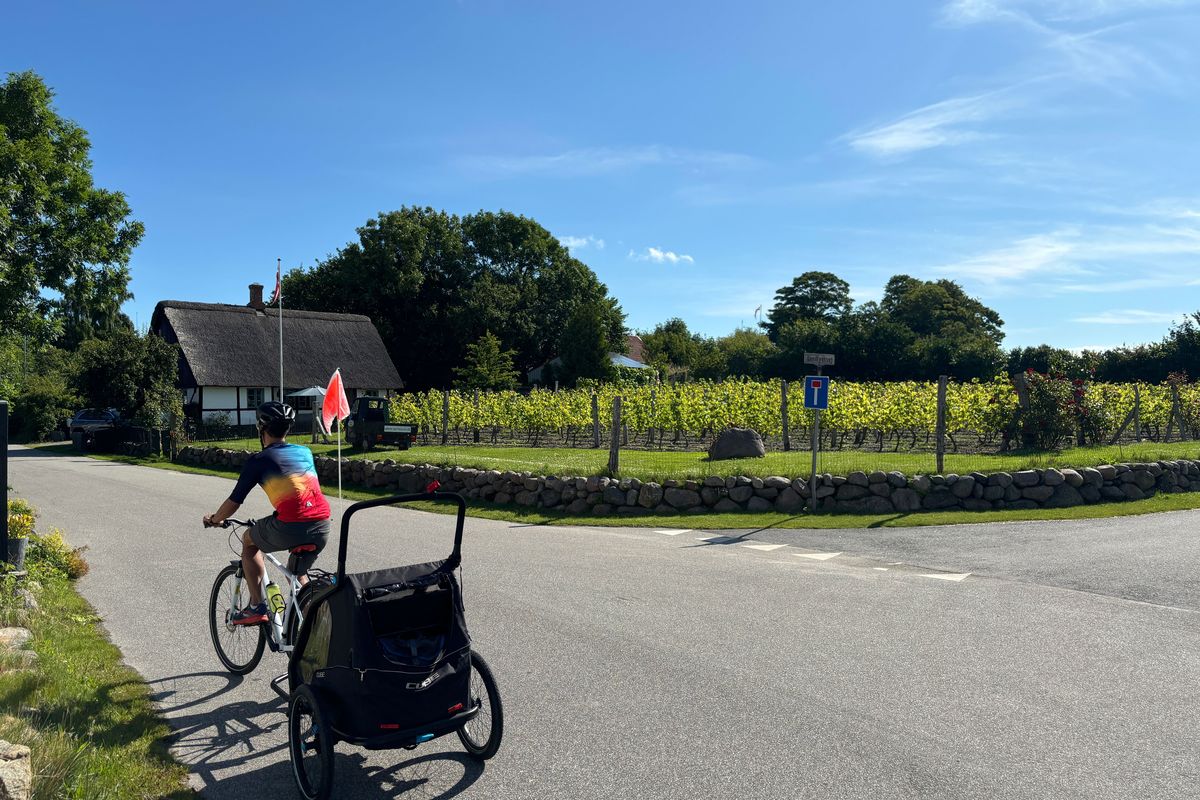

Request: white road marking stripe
left=743, top=543, right=787, bottom=552
left=793, top=552, right=842, bottom=561
left=920, top=572, right=972, bottom=582
left=873, top=567, right=888, bottom=571
left=655, top=529, right=691, bottom=536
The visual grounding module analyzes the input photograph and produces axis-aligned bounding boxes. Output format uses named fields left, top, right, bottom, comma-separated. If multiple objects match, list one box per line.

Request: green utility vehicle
left=344, top=397, right=417, bottom=451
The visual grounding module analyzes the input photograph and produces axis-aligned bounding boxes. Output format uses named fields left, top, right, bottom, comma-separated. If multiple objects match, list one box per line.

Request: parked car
left=69, top=408, right=122, bottom=449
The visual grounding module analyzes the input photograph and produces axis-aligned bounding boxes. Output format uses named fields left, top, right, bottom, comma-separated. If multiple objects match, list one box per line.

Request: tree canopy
left=283, top=207, right=625, bottom=390
left=762, top=271, right=853, bottom=340
left=0, top=71, right=143, bottom=342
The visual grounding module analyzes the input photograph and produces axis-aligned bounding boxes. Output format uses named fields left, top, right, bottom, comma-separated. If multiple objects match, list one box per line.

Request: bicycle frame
left=223, top=520, right=306, bottom=655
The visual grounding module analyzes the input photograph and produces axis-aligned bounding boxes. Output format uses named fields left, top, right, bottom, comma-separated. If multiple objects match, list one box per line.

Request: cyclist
left=203, top=401, right=331, bottom=625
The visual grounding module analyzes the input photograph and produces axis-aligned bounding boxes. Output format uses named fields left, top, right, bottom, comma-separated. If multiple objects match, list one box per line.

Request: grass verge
left=2, top=496, right=191, bottom=798
left=28, top=442, right=1200, bottom=530
left=196, top=438, right=1200, bottom=482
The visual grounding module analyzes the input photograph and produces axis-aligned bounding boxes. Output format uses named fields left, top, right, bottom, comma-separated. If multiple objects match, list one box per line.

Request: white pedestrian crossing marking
left=655, top=529, right=691, bottom=536
left=793, top=551, right=842, bottom=561
left=920, top=572, right=971, bottom=582
left=873, top=567, right=888, bottom=571
left=743, top=543, right=787, bottom=552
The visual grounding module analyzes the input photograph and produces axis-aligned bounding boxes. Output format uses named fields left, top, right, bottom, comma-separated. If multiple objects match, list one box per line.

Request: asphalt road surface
left=9, top=445, right=1200, bottom=799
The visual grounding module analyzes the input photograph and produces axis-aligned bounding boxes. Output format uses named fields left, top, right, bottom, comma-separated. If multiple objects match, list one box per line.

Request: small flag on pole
left=269, top=261, right=281, bottom=305
left=323, top=369, right=352, bottom=500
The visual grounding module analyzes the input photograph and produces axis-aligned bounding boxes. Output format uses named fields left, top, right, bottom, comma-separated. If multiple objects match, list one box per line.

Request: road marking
left=655, top=529, right=691, bottom=536
left=919, top=572, right=972, bottom=582
left=743, top=543, right=787, bottom=552
left=793, top=552, right=842, bottom=561
left=873, top=567, right=888, bottom=571
left=888, top=562, right=904, bottom=565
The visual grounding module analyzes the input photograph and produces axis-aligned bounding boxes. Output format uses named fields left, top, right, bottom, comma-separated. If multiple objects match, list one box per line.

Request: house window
left=246, top=388, right=265, bottom=409
left=292, top=395, right=313, bottom=410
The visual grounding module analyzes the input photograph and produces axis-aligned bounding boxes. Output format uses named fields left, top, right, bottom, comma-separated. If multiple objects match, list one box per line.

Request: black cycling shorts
left=249, top=515, right=330, bottom=574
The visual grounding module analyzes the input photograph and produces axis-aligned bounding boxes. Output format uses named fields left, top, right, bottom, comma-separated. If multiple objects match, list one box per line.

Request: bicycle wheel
left=457, top=651, right=503, bottom=760
left=289, top=685, right=335, bottom=800
left=208, top=563, right=265, bottom=674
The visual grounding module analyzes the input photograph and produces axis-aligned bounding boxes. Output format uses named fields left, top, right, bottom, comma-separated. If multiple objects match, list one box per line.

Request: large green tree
left=762, top=271, right=853, bottom=341
left=557, top=302, right=615, bottom=387
left=0, top=71, right=143, bottom=342
left=74, top=329, right=180, bottom=427
left=283, top=207, right=625, bottom=389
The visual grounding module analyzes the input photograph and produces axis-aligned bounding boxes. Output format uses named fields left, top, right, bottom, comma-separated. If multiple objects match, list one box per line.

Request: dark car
left=344, top=397, right=417, bottom=451
left=69, top=408, right=121, bottom=449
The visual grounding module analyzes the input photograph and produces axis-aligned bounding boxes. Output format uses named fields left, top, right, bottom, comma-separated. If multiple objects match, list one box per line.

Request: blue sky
left=5, top=0, right=1200, bottom=350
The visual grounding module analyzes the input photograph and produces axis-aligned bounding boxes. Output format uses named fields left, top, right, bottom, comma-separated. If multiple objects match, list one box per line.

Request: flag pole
left=277, top=257, right=283, bottom=402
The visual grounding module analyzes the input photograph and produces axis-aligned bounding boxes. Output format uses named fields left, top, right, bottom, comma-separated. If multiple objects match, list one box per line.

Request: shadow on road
left=147, top=670, right=485, bottom=799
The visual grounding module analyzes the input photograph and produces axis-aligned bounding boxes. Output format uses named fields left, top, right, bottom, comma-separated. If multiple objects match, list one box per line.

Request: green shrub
left=13, top=374, right=78, bottom=442
left=27, top=528, right=89, bottom=582
left=1020, top=370, right=1076, bottom=450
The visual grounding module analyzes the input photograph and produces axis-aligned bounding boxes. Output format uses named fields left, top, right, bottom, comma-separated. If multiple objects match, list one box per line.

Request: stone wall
left=176, top=446, right=1200, bottom=516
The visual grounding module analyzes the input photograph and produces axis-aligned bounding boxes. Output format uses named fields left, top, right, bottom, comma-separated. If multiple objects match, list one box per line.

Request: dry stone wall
left=177, top=446, right=1200, bottom=516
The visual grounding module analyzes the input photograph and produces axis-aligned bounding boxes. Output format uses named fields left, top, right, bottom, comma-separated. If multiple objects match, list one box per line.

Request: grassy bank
left=29, top=442, right=1200, bottom=529
left=1, top=500, right=191, bottom=799
left=198, top=438, right=1200, bottom=481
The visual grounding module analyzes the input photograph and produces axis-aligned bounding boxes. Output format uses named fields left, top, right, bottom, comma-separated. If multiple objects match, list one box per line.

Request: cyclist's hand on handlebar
left=203, top=515, right=225, bottom=529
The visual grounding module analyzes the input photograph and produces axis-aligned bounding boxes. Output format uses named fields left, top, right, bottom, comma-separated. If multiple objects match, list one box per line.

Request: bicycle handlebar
left=337, top=491, right=466, bottom=583
left=205, top=517, right=254, bottom=529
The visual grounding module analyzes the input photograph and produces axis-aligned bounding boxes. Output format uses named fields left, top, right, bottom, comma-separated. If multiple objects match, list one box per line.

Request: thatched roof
left=151, top=300, right=403, bottom=389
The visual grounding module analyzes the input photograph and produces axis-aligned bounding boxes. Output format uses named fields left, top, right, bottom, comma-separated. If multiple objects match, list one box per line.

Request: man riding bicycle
left=203, top=401, right=331, bottom=625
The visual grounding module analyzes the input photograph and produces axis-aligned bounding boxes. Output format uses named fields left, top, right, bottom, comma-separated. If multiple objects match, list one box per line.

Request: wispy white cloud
left=458, top=146, right=757, bottom=178
left=1072, top=309, right=1185, bottom=323
left=843, top=90, right=1022, bottom=158
left=944, top=0, right=1197, bottom=24
left=935, top=214, right=1200, bottom=296
left=628, top=247, right=695, bottom=264
left=558, top=235, right=605, bottom=251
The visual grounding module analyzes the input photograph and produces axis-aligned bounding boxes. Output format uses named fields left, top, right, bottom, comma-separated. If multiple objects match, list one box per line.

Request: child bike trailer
left=285, top=491, right=502, bottom=800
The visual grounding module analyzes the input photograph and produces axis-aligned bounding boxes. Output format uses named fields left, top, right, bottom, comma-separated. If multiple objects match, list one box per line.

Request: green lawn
left=200, top=437, right=1200, bottom=481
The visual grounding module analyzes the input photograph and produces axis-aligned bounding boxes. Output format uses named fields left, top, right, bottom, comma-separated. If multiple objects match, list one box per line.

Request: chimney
left=248, top=283, right=265, bottom=310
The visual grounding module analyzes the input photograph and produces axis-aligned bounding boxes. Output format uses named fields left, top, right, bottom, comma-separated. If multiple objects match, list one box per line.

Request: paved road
left=9, top=445, right=1200, bottom=799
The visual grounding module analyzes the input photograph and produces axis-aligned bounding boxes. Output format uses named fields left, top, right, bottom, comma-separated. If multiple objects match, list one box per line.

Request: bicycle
left=207, top=518, right=327, bottom=675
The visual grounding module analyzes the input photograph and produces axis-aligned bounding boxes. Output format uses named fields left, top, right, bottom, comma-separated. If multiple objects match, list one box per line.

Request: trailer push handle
left=336, top=490, right=467, bottom=583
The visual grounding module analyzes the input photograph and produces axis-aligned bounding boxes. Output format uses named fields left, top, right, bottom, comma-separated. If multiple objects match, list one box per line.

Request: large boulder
left=707, top=428, right=766, bottom=461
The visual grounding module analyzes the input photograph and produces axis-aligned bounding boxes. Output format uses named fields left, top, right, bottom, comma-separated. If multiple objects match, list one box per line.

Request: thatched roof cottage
left=151, top=284, right=402, bottom=427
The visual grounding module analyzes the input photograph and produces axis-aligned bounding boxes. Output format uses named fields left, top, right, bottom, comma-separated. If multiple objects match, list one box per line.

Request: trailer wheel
left=289, top=685, right=335, bottom=800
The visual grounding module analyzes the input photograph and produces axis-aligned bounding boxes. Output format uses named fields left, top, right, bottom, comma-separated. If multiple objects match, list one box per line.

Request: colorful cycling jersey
left=229, top=443, right=331, bottom=523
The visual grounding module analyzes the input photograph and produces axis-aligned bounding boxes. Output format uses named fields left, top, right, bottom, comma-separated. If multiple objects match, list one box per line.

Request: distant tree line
left=638, top=271, right=1200, bottom=384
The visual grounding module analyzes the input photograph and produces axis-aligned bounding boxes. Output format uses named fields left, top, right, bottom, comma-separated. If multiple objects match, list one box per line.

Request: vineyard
left=387, top=377, right=1200, bottom=453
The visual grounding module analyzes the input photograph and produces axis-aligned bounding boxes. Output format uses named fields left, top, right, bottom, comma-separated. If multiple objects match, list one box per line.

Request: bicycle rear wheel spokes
left=458, top=651, right=503, bottom=760
left=289, top=685, right=334, bottom=800
left=208, top=564, right=266, bottom=674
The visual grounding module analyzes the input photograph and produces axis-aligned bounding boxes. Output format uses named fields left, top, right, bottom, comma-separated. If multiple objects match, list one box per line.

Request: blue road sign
left=804, top=376, right=829, bottom=410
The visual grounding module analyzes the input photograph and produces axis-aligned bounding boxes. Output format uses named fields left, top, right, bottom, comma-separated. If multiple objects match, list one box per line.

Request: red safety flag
left=322, top=369, right=350, bottom=432
left=268, top=262, right=281, bottom=305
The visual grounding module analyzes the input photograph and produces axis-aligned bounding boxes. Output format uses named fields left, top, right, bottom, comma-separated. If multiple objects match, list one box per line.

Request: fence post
left=609, top=396, right=622, bottom=475
left=473, top=389, right=480, bottom=444
left=936, top=375, right=947, bottom=474
left=1, top=400, right=8, bottom=566
left=441, top=390, right=450, bottom=446
left=591, top=394, right=601, bottom=449
left=781, top=380, right=791, bottom=452
left=1133, top=385, right=1142, bottom=442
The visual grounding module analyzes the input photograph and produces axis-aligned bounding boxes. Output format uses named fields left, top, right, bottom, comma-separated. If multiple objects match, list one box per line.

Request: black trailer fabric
left=290, top=560, right=472, bottom=741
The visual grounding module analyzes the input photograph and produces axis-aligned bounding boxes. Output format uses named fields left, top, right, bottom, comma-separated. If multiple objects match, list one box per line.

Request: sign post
left=803, top=353, right=835, bottom=513
left=1, top=400, right=7, bottom=565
